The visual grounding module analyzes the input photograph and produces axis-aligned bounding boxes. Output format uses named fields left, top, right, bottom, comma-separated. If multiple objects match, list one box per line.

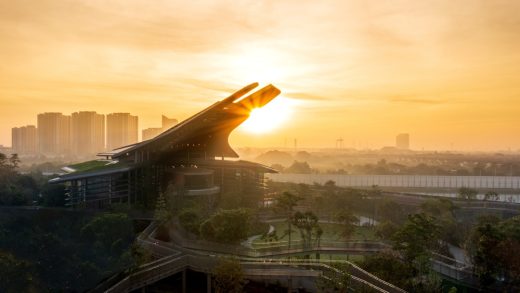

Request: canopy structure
left=50, top=83, right=280, bottom=208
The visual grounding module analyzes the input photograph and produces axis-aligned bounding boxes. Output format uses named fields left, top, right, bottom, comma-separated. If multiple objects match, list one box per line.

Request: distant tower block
left=37, top=112, right=71, bottom=156
left=142, top=115, right=178, bottom=142
left=71, top=111, right=105, bottom=156
left=162, top=115, right=178, bottom=130
left=12, top=125, right=38, bottom=155
left=336, top=138, right=344, bottom=149
left=107, top=113, right=138, bottom=150
left=396, top=133, right=410, bottom=150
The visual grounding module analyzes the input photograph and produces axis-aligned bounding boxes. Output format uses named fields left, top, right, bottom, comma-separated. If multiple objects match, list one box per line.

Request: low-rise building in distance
left=396, top=133, right=410, bottom=150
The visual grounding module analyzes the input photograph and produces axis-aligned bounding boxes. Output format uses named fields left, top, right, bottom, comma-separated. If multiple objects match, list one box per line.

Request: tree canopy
left=200, top=208, right=251, bottom=243
left=213, top=258, right=245, bottom=293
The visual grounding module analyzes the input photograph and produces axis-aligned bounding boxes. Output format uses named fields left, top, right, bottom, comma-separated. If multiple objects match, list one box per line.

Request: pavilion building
left=50, top=83, right=279, bottom=208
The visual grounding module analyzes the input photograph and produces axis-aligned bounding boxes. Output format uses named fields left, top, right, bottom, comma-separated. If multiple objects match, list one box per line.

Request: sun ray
left=239, top=96, right=295, bottom=134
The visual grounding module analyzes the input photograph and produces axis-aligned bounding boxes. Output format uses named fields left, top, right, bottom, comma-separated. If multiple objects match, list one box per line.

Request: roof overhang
left=110, top=83, right=281, bottom=160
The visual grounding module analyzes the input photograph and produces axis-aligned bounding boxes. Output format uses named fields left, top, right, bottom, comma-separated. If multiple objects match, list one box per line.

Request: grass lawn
left=252, top=221, right=377, bottom=246
left=68, top=160, right=110, bottom=172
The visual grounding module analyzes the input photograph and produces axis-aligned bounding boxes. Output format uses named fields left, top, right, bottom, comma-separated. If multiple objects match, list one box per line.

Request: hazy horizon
left=2, top=0, right=520, bottom=151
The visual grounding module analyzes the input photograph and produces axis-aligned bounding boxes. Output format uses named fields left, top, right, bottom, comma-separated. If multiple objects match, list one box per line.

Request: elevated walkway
left=96, top=222, right=407, bottom=293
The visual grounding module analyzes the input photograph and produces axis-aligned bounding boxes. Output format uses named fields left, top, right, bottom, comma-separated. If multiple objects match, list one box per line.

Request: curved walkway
left=98, top=222, right=407, bottom=293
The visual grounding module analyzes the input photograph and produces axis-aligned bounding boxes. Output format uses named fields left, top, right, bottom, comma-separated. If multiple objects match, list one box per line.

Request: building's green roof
left=67, top=160, right=114, bottom=173
left=51, top=160, right=136, bottom=183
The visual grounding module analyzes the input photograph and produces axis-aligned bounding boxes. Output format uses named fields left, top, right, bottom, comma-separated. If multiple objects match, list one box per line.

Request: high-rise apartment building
left=142, top=127, right=162, bottom=141
left=11, top=125, right=38, bottom=155
left=396, top=133, right=410, bottom=150
left=37, top=113, right=71, bottom=156
left=142, top=115, right=177, bottom=141
left=162, top=115, right=178, bottom=130
left=71, top=111, right=105, bottom=156
left=106, top=113, right=138, bottom=150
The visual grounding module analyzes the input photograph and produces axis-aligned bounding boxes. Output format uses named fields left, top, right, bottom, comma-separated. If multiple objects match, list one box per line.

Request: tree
left=128, top=242, right=152, bottom=271
left=467, top=215, right=520, bottom=288
left=369, top=185, right=382, bottom=197
left=0, top=153, right=39, bottom=206
left=200, top=209, right=251, bottom=243
left=275, top=191, right=302, bottom=249
left=324, top=180, right=336, bottom=190
left=0, top=153, right=7, bottom=167
left=270, top=163, right=285, bottom=172
left=8, top=154, right=20, bottom=169
left=360, top=252, right=414, bottom=289
left=484, top=191, right=499, bottom=201
left=410, top=271, right=443, bottom=293
left=421, top=198, right=456, bottom=218
left=41, top=183, right=67, bottom=207
left=0, top=250, right=35, bottom=293
left=284, top=161, right=313, bottom=174
left=218, top=190, right=249, bottom=210
left=391, top=213, right=440, bottom=263
left=213, top=258, right=245, bottom=293
left=498, top=216, right=520, bottom=286
left=291, top=211, right=321, bottom=250
left=379, top=199, right=405, bottom=224
left=154, top=192, right=171, bottom=240
left=178, top=208, right=201, bottom=236
left=80, top=213, right=134, bottom=254
left=375, top=220, right=399, bottom=241
left=421, top=198, right=459, bottom=246
left=335, top=209, right=358, bottom=240
left=468, top=217, right=503, bottom=287
left=154, top=192, right=170, bottom=224
left=457, top=187, right=478, bottom=200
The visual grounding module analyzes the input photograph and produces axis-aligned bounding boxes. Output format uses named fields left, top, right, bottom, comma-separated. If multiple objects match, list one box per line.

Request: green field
left=252, top=221, right=376, bottom=246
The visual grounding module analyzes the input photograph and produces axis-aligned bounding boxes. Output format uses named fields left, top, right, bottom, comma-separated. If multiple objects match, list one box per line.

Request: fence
left=268, top=174, right=520, bottom=189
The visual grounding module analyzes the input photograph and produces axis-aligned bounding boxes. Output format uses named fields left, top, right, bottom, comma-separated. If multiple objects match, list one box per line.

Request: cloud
left=1, top=0, right=520, bottom=149
left=389, top=96, right=446, bottom=105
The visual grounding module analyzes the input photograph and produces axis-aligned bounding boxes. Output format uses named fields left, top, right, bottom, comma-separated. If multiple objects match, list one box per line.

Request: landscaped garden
left=251, top=220, right=376, bottom=248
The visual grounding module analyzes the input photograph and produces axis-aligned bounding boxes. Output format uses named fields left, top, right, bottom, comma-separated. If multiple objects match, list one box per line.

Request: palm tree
left=335, top=209, right=359, bottom=240
left=275, top=191, right=302, bottom=250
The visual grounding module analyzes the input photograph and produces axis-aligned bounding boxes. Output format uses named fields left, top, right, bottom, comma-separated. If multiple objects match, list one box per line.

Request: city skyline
left=10, top=111, right=179, bottom=157
left=11, top=109, right=431, bottom=154
left=7, top=110, right=520, bottom=152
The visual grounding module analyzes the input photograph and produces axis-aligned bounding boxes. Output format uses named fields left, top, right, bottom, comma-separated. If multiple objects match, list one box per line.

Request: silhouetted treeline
left=0, top=153, right=66, bottom=206
left=0, top=209, right=144, bottom=292
left=254, top=150, right=520, bottom=175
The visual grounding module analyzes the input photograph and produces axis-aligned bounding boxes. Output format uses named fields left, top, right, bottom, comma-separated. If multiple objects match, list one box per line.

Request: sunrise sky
left=1, top=0, right=520, bottom=151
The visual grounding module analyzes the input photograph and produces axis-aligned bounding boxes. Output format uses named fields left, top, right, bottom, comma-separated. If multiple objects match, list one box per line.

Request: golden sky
left=1, top=0, right=520, bottom=151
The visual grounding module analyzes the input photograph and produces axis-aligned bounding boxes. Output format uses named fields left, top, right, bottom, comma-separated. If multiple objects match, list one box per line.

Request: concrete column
left=207, top=273, right=211, bottom=293
left=182, top=269, right=186, bottom=293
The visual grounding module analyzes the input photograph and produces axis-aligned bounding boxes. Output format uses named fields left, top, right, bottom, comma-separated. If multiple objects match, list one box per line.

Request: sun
left=239, top=97, right=295, bottom=134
